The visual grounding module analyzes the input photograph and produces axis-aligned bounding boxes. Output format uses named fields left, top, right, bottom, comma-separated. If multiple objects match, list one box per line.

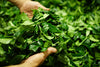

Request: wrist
left=8, top=0, right=31, bottom=8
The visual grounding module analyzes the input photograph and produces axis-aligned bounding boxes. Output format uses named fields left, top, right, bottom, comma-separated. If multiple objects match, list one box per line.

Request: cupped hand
left=22, top=47, right=57, bottom=67
left=7, top=47, right=57, bottom=67
left=20, top=1, right=49, bottom=19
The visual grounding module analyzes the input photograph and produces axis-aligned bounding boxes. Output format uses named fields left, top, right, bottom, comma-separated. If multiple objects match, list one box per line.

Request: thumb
left=43, top=47, right=57, bottom=58
left=23, top=47, right=57, bottom=67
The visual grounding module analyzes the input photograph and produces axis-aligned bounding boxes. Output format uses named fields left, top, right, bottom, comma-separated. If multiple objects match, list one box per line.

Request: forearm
left=8, top=0, right=31, bottom=8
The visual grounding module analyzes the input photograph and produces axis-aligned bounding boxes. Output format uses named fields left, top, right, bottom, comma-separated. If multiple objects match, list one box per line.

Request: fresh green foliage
left=0, top=0, right=100, bottom=67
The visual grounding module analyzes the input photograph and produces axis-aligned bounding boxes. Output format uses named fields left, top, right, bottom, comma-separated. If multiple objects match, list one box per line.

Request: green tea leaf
left=29, top=45, right=39, bottom=52
left=0, top=38, right=12, bottom=44
left=21, top=21, right=33, bottom=25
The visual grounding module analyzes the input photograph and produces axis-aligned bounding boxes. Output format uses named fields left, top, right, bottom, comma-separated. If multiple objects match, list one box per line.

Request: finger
left=26, top=12, right=33, bottom=19
left=32, top=1, right=50, bottom=11
left=37, top=3, right=50, bottom=11
left=21, top=11, right=33, bottom=19
left=23, top=47, right=57, bottom=67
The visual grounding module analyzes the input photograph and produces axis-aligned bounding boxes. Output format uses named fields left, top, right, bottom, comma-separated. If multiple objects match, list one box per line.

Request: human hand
left=20, top=1, right=50, bottom=19
left=7, top=47, right=57, bottom=67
